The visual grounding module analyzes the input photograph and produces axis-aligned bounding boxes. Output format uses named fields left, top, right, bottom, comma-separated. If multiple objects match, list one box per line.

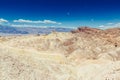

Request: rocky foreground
left=0, top=27, right=120, bottom=80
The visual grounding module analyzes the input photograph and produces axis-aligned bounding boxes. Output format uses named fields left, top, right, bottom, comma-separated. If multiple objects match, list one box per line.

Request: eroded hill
left=0, top=27, right=120, bottom=80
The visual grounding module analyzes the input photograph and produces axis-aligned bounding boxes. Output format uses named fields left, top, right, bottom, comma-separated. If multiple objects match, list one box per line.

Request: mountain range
left=0, top=25, right=73, bottom=35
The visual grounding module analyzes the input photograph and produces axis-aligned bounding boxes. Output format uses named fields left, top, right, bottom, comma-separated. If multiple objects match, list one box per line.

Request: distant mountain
left=0, top=25, right=28, bottom=34
left=16, top=27, right=72, bottom=34
left=0, top=25, right=73, bottom=35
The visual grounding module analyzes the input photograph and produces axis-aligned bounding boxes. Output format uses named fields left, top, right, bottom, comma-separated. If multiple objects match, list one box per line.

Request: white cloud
left=43, top=20, right=61, bottom=24
left=14, top=19, right=33, bottom=23
left=0, top=18, right=8, bottom=23
left=107, top=23, right=114, bottom=25
left=11, top=24, right=48, bottom=28
left=98, top=25, right=105, bottom=29
left=13, top=19, right=61, bottom=24
left=114, top=23, right=120, bottom=26
left=98, top=22, right=120, bottom=29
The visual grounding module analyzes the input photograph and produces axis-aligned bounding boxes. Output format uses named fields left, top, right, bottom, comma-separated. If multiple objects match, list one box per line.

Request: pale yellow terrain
left=0, top=27, right=120, bottom=80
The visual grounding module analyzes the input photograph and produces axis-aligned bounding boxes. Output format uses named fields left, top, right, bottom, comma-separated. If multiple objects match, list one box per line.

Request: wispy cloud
left=13, top=19, right=61, bottom=24
left=0, top=18, right=8, bottom=23
left=43, top=20, right=61, bottom=24
left=11, top=24, right=48, bottom=28
left=107, top=23, right=114, bottom=25
left=98, top=22, right=120, bottom=29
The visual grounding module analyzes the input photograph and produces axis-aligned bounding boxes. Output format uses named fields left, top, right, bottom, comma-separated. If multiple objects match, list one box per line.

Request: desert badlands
left=0, top=27, right=120, bottom=80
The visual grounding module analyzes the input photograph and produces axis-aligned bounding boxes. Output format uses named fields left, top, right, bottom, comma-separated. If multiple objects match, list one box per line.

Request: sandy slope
left=0, top=27, right=120, bottom=80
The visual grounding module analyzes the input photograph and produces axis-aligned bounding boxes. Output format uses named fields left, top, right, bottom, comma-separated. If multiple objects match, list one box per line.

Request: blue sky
left=0, top=0, right=120, bottom=28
